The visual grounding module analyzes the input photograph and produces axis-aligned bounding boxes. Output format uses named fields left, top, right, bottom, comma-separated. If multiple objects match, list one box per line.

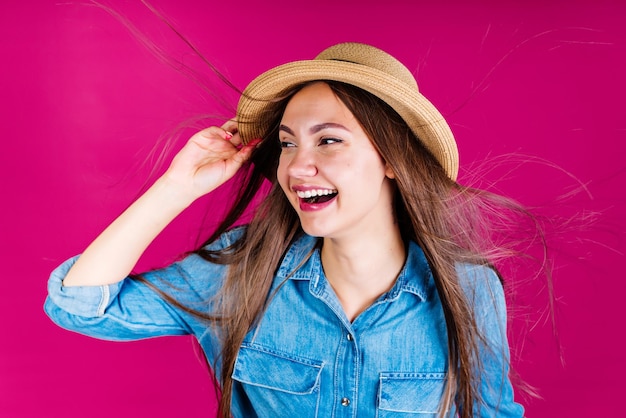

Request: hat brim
left=237, top=59, right=459, bottom=180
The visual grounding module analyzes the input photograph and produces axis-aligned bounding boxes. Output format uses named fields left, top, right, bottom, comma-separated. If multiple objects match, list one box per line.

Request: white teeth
left=296, top=189, right=337, bottom=198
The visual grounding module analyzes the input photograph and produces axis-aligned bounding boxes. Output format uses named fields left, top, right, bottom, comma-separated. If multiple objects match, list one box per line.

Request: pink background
left=1, top=1, right=625, bottom=416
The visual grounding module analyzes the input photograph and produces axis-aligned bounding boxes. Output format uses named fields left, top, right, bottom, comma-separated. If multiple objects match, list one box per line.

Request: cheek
left=354, top=157, right=387, bottom=182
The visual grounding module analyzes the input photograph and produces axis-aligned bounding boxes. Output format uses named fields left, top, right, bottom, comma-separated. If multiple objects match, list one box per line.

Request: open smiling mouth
left=296, top=189, right=338, bottom=204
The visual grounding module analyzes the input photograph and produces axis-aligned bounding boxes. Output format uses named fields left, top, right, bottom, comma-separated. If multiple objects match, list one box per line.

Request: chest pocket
left=378, top=373, right=446, bottom=417
left=232, top=344, right=324, bottom=416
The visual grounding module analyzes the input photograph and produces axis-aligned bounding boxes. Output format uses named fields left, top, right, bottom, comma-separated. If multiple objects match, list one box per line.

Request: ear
left=384, top=163, right=396, bottom=179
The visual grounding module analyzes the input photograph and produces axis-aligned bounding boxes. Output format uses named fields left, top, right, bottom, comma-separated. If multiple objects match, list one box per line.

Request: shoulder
left=455, top=262, right=507, bottom=324
left=173, top=226, right=247, bottom=269
left=455, top=263, right=503, bottom=294
left=404, top=241, right=504, bottom=305
left=205, top=225, right=247, bottom=250
left=139, top=227, right=249, bottom=298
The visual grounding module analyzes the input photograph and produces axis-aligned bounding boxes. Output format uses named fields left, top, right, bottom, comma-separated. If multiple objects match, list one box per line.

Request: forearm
left=61, top=123, right=252, bottom=287
left=62, top=176, right=194, bottom=287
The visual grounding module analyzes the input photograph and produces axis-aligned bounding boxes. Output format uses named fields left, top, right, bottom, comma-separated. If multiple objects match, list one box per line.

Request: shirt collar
left=275, top=233, right=434, bottom=302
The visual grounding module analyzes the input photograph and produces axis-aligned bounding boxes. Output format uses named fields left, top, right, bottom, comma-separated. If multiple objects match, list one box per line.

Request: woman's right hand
left=61, top=121, right=259, bottom=287
left=163, top=121, right=259, bottom=203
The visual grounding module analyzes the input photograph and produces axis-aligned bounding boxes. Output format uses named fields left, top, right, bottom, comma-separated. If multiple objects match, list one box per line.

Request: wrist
left=150, top=175, right=197, bottom=212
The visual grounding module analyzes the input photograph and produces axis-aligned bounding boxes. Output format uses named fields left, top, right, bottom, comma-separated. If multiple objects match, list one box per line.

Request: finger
left=229, top=130, right=244, bottom=148
left=229, top=142, right=255, bottom=167
left=196, top=126, right=232, bottom=141
left=191, top=128, right=240, bottom=155
left=221, top=120, right=244, bottom=147
left=221, top=119, right=238, bottom=136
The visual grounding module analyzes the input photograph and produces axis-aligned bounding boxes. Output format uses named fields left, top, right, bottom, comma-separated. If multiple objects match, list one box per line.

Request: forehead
left=281, top=82, right=356, bottom=123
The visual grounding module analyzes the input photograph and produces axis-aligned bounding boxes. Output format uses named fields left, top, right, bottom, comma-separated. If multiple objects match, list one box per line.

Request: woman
left=45, top=42, right=525, bottom=417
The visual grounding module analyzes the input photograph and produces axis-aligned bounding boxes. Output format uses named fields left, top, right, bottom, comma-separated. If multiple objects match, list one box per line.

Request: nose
left=285, top=147, right=318, bottom=178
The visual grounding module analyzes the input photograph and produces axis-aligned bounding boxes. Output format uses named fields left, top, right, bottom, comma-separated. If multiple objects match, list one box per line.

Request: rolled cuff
left=46, top=255, right=125, bottom=318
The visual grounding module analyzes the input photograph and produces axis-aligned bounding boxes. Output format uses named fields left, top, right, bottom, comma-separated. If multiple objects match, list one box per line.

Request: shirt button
left=341, top=397, right=350, bottom=406
left=346, top=333, right=353, bottom=341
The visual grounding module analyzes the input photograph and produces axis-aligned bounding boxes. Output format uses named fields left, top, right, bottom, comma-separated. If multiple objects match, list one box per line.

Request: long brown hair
left=157, top=80, right=523, bottom=417
left=94, top=2, right=533, bottom=415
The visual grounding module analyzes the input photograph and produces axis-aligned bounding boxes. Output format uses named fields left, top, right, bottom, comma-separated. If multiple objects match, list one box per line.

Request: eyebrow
left=279, top=123, right=350, bottom=136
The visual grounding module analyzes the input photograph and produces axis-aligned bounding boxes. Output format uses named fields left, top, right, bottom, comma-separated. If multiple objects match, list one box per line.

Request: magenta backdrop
left=1, top=1, right=624, bottom=417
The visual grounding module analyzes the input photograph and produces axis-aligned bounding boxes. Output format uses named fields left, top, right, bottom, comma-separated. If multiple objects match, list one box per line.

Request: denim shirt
left=45, top=228, right=524, bottom=417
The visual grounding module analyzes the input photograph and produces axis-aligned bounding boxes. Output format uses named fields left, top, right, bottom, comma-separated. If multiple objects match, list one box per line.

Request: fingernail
left=224, top=131, right=233, bottom=139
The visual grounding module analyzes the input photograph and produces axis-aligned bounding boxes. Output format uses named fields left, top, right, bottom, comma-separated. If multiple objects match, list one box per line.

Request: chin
left=298, top=220, right=334, bottom=239
left=299, top=224, right=326, bottom=238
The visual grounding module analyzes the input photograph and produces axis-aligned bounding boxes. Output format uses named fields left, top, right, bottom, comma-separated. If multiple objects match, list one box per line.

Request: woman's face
left=277, top=82, right=397, bottom=241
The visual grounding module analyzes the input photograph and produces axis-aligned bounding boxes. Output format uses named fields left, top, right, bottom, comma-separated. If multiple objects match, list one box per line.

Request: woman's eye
left=280, top=141, right=295, bottom=148
left=320, top=137, right=342, bottom=145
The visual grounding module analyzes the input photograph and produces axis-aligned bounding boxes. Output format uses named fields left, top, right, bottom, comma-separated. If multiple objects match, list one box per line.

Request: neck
left=320, top=225, right=406, bottom=322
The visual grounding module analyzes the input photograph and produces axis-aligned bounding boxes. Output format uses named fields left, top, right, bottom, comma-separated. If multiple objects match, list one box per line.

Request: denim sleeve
left=44, top=230, right=239, bottom=342
left=457, top=264, right=525, bottom=417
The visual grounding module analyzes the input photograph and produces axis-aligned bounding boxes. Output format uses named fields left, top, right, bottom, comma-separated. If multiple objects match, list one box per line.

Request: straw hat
left=236, top=42, right=459, bottom=180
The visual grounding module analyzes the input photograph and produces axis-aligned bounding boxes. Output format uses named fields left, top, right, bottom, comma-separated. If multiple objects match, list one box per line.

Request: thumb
left=225, top=139, right=261, bottom=172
